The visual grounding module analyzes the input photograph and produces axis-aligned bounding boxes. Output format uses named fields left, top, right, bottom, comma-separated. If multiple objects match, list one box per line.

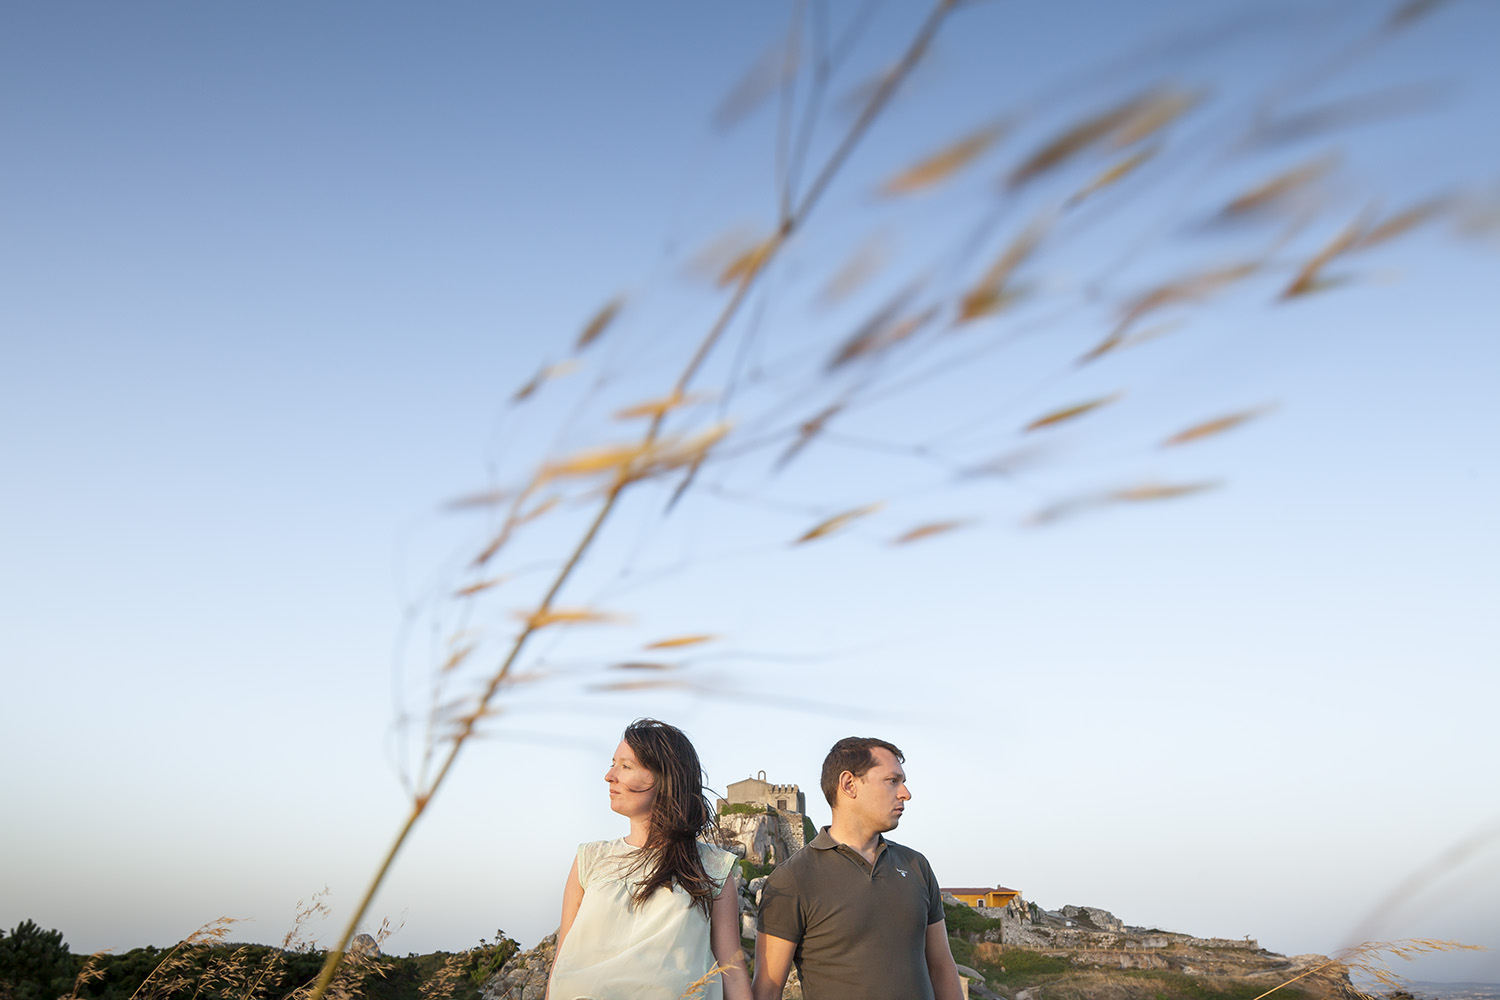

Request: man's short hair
left=820, top=736, right=905, bottom=807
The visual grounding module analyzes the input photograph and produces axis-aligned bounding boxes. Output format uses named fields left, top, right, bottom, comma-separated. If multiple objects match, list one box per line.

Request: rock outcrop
left=946, top=897, right=1264, bottom=956
left=738, top=875, right=769, bottom=940
left=480, top=932, right=555, bottom=1000
left=717, top=809, right=804, bottom=866
left=1057, top=904, right=1124, bottom=933
left=348, top=933, right=381, bottom=958
left=943, top=895, right=1341, bottom=989
left=719, top=812, right=780, bottom=865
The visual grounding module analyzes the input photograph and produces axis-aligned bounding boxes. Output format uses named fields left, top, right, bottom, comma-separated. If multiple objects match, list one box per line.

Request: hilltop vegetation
left=0, top=921, right=518, bottom=1000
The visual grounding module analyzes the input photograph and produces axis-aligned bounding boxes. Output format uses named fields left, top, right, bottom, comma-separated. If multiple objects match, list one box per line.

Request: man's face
left=851, top=746, right=911, bottom=832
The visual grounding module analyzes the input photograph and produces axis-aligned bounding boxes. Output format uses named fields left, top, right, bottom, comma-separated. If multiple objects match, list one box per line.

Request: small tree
left=464, top=931, right=519, bottom=988
left=0, top=921, right=74, bottom=1000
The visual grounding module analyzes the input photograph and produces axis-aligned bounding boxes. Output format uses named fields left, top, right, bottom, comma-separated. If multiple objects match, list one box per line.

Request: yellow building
left=943, top=885, right=1021, bottom=909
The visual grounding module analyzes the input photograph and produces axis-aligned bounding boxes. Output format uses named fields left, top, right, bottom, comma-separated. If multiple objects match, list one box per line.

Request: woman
left=548, top=719, right=750, bottom=1000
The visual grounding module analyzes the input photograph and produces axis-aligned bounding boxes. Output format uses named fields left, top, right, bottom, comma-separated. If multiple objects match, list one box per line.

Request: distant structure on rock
left=943, top=885, right=1022, bottom=910
left=721, top=771, right=806, bottom=814
left=715, top=770, right=808, bottom=866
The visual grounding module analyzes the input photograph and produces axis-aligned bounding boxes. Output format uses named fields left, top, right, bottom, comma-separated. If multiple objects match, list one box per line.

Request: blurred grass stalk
left=308, top=4, right=961, bottom=997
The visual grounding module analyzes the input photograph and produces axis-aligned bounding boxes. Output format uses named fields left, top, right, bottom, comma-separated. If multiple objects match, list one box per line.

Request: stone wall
left=1068, top=949, right=1173, bottom=970
left=1184, top=936, right=1259, bottom=951
left=775, top=808, right=807, bottom=853
left=762, top=783, right=803, bottom=811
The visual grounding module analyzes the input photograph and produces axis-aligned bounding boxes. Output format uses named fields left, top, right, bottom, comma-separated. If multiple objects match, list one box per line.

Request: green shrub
left=942, top=902, right=1006, bottom=935
left=985, top=949, right=1071, bottom=977
left=739, top=859, right=774, bottom=882
left=463, top=931, right=519, bottom=987
left=719, top=803, right=764, bottom=816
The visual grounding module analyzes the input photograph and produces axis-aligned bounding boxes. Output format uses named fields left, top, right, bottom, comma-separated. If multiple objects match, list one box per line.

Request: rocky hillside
left=480, top=933, right=554, bottom=1000
left=716, top=808, right=810, bottom=868
left=943, top=896, right=1343, bottom=1000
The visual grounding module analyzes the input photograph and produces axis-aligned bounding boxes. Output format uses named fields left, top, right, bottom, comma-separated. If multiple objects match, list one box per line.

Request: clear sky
left=3, top=0, right=1497, bottom=986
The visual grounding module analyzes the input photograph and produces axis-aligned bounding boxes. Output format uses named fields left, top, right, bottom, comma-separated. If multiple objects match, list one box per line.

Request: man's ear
left=838, top=769, right=857, bottom=799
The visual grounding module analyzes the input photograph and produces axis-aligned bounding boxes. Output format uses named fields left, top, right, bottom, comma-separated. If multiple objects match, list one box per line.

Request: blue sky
left=3, top=0, right=1498, bottom=985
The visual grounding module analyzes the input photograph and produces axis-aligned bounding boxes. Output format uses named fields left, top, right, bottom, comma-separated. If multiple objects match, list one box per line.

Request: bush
left=463, top=931, right=519, bottom=987
left=942, top=902, right=1006, bottom=936
left=719, top=803, right=764, bottom=816
left=738, top=859, right=774, bottom=882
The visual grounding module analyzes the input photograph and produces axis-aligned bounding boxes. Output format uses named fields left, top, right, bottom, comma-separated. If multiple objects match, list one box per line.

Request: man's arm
left=751, top=932, right=797, bottom=1000
left=924, top=919, right=965, bottom=1000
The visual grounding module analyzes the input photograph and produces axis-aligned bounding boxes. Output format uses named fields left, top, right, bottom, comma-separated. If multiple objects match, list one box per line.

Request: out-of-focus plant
left=307, top=1, right=1495, bottom=995
left=1251, top=938, right=1486, bottom=999
left=56, top=897, right=402, bottom=1000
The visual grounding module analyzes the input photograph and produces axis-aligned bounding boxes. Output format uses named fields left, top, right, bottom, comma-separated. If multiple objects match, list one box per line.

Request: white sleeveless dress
left=548, top=838, right=737, bottom=1000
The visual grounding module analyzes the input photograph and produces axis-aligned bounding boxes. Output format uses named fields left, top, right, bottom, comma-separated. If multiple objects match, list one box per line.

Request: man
left=752, top=737, right=964, bottom=1000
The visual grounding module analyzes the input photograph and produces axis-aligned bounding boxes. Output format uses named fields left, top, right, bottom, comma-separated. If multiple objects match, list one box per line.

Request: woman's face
left=606, top=740, right=657, bottom=820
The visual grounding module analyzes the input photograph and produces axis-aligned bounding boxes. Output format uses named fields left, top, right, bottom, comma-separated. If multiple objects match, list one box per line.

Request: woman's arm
left=710, top=869, right=751, bottom=1000
left=553, top=857, right=584, bottom=966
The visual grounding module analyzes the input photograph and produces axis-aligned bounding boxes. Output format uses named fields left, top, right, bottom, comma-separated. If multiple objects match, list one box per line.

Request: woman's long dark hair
left=622, top=718, right=720, bottom=916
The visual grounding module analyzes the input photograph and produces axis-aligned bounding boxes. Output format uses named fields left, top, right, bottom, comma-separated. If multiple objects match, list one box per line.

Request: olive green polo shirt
left=757, top=827, right=945, bottom=1000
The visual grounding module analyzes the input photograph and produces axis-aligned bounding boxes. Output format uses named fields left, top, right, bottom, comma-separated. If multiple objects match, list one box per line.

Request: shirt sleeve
left=699, top=842, right=738, bottom=897
left=919, top=852, right=944, bottom=925
left=756, top=862, right=805, bottom=942
left=575, top=842, right=596, bottom=891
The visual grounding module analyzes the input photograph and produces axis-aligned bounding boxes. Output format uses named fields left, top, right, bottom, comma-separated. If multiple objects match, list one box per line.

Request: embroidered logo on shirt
left=897, top=868, right=908, bottom=877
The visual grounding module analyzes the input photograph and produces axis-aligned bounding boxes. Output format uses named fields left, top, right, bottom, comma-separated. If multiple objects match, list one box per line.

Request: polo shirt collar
left=809, top=826, right=887, bottom=854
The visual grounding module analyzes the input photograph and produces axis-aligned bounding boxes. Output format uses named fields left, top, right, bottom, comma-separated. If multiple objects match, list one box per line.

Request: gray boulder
left=1058, top=904, right=1123, bottom=932
left=349, top=933, right=380, bottom=958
